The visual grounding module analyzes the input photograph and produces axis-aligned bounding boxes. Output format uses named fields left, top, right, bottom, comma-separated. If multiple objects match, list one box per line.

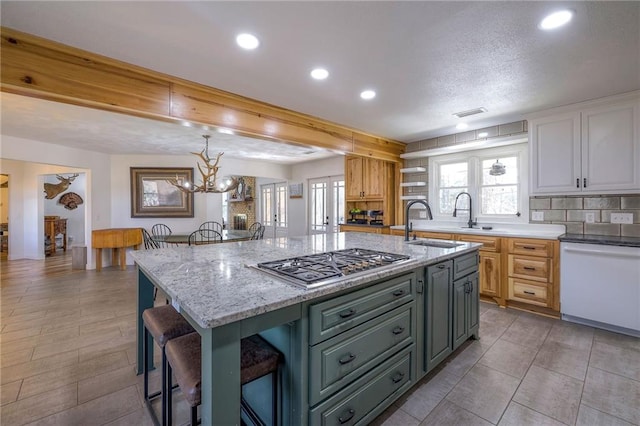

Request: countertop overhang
left=131, top=233, right=480, bottom=329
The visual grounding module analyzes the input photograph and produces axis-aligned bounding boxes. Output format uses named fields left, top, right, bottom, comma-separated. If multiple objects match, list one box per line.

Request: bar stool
left=142, top=305, right=196, bottom=426
left=165, top=332, right=283, bottom=426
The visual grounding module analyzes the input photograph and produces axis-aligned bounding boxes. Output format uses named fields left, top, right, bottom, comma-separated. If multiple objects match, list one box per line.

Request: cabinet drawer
left=414, top=231, right=454, bottom=240
left=508, top=255, right=551, bottom=282
left=310, top=348, right=413, bottom=426
left=508, top=278, right=549, bottom=306
left=508, top=238, right=553, bottom=257
left=309, top=305, right=413, bottom=405
left=309, top=273, right=415, bottom=345
left=456, top=234, right=501, bottom=252
left=453, top=252, right=479, bottom=280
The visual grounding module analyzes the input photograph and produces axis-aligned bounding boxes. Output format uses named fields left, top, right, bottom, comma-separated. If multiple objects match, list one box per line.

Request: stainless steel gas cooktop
left=253, top=248, right=411, bottom=289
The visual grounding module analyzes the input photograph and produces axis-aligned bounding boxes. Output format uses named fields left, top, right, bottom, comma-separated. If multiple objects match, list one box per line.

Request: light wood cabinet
left=478, top=252, right=501, bottom=299
left=345, top=155, right=396, bottom=225
left=339, top=225, right=390, bottom=234
left=506, top=237, right=559, bottom=313
left=345, top=156, right=386, bottom=200
left=529, top=93, right=640, bottom=195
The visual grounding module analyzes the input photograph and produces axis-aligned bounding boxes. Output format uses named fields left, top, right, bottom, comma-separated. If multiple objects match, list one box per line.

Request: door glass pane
left=276, top=184, right=287, bottom=228
left=332, top=180, right=345, bottom=232
left=261, top=186, right=272, bottom=226
left=311, top=182, right=327, bottom=232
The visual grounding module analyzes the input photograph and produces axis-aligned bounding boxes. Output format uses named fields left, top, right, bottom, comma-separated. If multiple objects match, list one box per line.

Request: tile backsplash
left=529, top=195, right=640, bottom=237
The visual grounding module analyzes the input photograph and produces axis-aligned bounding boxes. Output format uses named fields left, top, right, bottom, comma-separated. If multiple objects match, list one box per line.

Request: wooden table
left=45, top=218, right=67, bottom=255
left=92, top=228, right=143, bottom=271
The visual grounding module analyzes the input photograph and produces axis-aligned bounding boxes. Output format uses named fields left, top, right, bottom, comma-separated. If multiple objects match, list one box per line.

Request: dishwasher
left=561, top=242, right=640, bottom=337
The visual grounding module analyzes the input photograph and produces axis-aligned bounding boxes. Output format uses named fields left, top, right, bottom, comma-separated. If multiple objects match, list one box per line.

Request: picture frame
left=130, top=167, right=194, bottom=218
left=289, top=182, right=303, bottom=199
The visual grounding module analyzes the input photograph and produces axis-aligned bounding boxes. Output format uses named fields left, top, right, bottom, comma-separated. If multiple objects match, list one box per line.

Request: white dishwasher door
left=561, top=242, right=640, bottom=335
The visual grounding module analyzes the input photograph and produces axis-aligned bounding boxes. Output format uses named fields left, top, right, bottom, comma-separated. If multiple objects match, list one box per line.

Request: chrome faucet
left=453, top=192, right=477, bottom=228
left=404, top=199, right=433, bottom=241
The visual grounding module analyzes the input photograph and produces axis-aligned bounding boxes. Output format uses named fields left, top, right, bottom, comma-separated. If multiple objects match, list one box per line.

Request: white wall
left=110, top=154, right=291, bottom=234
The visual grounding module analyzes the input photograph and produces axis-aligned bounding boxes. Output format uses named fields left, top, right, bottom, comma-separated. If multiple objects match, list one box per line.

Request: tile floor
left=1, top=254, right=639, bottom=425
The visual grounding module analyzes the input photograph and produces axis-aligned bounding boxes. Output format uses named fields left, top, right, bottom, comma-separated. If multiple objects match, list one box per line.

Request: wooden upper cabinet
left=346, top=156, right=365, bottom=200
left=345, top=156, right=387, bottom=201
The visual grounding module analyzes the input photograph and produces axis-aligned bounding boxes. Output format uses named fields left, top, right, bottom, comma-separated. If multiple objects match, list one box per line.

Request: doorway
left=260, top=182, right=288, bottom=238
left=308, top=176, right=345, bottom=235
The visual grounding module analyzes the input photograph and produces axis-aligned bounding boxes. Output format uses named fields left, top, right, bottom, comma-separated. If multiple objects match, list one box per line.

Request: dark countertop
left=559, top=233, right=640, bottom=248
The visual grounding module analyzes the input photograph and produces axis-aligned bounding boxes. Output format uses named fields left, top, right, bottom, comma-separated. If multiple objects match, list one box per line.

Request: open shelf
left=400, top=195, right=427, bottom=200
left=400, top=167, right=426, bottom=173
left=400, top=182, right=426, bottom=187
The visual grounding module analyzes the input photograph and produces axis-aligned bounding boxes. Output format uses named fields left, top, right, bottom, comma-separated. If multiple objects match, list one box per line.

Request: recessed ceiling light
left=217, top=128, right=234, bottom=135
left=456, top=123, right=469, bottom=130
left=310, top=68, right=329, bottom=80
left=539, top=10, right=573, bottom=30
left=477, top=132, right=489, bottom=138
left=360, top=90, right=376, bottom=100
left=236, top=33, right=260, bottom=50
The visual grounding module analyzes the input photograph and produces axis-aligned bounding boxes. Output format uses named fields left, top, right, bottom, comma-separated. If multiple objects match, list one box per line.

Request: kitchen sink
left=407, top=240, right=463, bottom=249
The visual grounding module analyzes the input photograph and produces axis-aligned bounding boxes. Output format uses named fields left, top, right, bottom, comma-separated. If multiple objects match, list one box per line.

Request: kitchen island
left=132, top=233, right=481, bottom=425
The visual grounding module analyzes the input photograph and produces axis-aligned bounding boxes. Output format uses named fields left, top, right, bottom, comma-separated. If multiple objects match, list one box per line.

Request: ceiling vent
left=452, top=107, right=487, bottom=118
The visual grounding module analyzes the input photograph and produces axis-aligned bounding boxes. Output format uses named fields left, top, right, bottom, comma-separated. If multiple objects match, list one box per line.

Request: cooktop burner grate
left=255, top=248, right=410, bottom=288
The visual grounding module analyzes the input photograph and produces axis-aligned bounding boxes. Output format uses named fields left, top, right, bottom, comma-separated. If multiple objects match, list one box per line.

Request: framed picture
left=289, top=182, right=303, bottom=199
left=130, top=167, right=194, bottom=218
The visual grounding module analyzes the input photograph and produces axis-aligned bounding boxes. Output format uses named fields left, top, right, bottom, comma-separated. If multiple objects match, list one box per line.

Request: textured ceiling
left=1, top=1, right=639, bottom=154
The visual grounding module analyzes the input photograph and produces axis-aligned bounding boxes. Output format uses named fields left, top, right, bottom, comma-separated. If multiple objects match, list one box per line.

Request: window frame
left=428, top=143, right=529, bottom=223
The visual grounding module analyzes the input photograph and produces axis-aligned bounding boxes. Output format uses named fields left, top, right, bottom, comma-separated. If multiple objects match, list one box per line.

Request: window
left=429, top=144, right=528, bottom=222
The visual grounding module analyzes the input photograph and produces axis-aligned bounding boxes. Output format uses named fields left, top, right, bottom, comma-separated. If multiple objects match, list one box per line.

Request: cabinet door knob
left=339, top=308, right=356, bottom=319
left=339, top=408, right=355, bottom=424
left=391, top=371, right=405, bottom=383
left=339, top=353, right=356, bottom=365
left=392, top=326, right=405, bottom=335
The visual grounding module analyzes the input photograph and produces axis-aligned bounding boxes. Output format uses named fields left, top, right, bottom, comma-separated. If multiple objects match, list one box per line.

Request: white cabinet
left=529, top=93, right=640, bottom=195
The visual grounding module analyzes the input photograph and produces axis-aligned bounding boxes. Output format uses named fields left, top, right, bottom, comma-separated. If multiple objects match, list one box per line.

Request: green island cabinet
left=424, top=251, right=480, bottom=374
left=257, top=250, right=480, bottom=425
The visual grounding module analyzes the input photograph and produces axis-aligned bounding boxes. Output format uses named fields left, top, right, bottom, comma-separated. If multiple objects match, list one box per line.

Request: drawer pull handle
left=339, top=353, right=356, bottom=365
left=437, top=264, right=446, bottom=269
left=339, top=408, right=355, bottom=424
left=523, top=266, right=536, bottom=271
left=392, top=326, right=405, bottom=335
left=522, top=246, right=536, bottom=250
left=339, top=308, right=356, bottom=319
left=523, top=290, right=536, bottom=295
left=392, top=289, right=405, bottom=297
left=391, top=372, right=405, bottom=383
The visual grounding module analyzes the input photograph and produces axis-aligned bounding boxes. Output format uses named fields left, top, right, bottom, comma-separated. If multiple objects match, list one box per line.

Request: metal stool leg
left=272, top=370, right=278, bottom=426
left=164, top=353, right=171, bottom=426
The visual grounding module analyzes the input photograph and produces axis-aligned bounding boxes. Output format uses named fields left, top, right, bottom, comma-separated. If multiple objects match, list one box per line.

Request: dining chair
left=142, top=228, right=160, bottom=250
left=249, top=223, right=264, bottom=240
left=199, top=221, right=223, bottom=235
left=188, top=229, right=222, bottom=245
left=152, top=223, right=174, bottom=248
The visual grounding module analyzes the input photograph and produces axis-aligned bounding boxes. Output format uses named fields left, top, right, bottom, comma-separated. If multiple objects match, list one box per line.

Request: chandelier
left=167, top=135, right=239, bottom=193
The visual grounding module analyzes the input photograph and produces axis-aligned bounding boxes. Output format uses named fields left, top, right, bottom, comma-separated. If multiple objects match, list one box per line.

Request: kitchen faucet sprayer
left=453, top=192, right=477, bottom=228
left=404, top=199, right=433, bottom=241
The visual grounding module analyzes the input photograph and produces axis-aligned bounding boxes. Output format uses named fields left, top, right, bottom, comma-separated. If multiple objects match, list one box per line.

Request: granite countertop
left=131, top=233, right=480, bottom=329
left=340, top=223, right=390, bottom=228
left=390, top=222, right=566, bottom=239
left=558, top=233, right=640, bottom=247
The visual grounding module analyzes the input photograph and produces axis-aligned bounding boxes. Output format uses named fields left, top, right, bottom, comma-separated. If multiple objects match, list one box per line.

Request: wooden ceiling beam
left=1, top=27, right=405, bottom=162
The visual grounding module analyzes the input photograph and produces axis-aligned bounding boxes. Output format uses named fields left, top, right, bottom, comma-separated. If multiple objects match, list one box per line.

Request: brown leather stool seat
left=142, top=305, right=195, bottom=426
left=165, top=332, right=283, bottom=426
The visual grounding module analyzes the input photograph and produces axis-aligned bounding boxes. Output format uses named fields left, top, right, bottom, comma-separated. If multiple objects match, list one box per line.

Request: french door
left=309, top=176, right=344, bottom=234
left=260, top=182, right=288, bottom=238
